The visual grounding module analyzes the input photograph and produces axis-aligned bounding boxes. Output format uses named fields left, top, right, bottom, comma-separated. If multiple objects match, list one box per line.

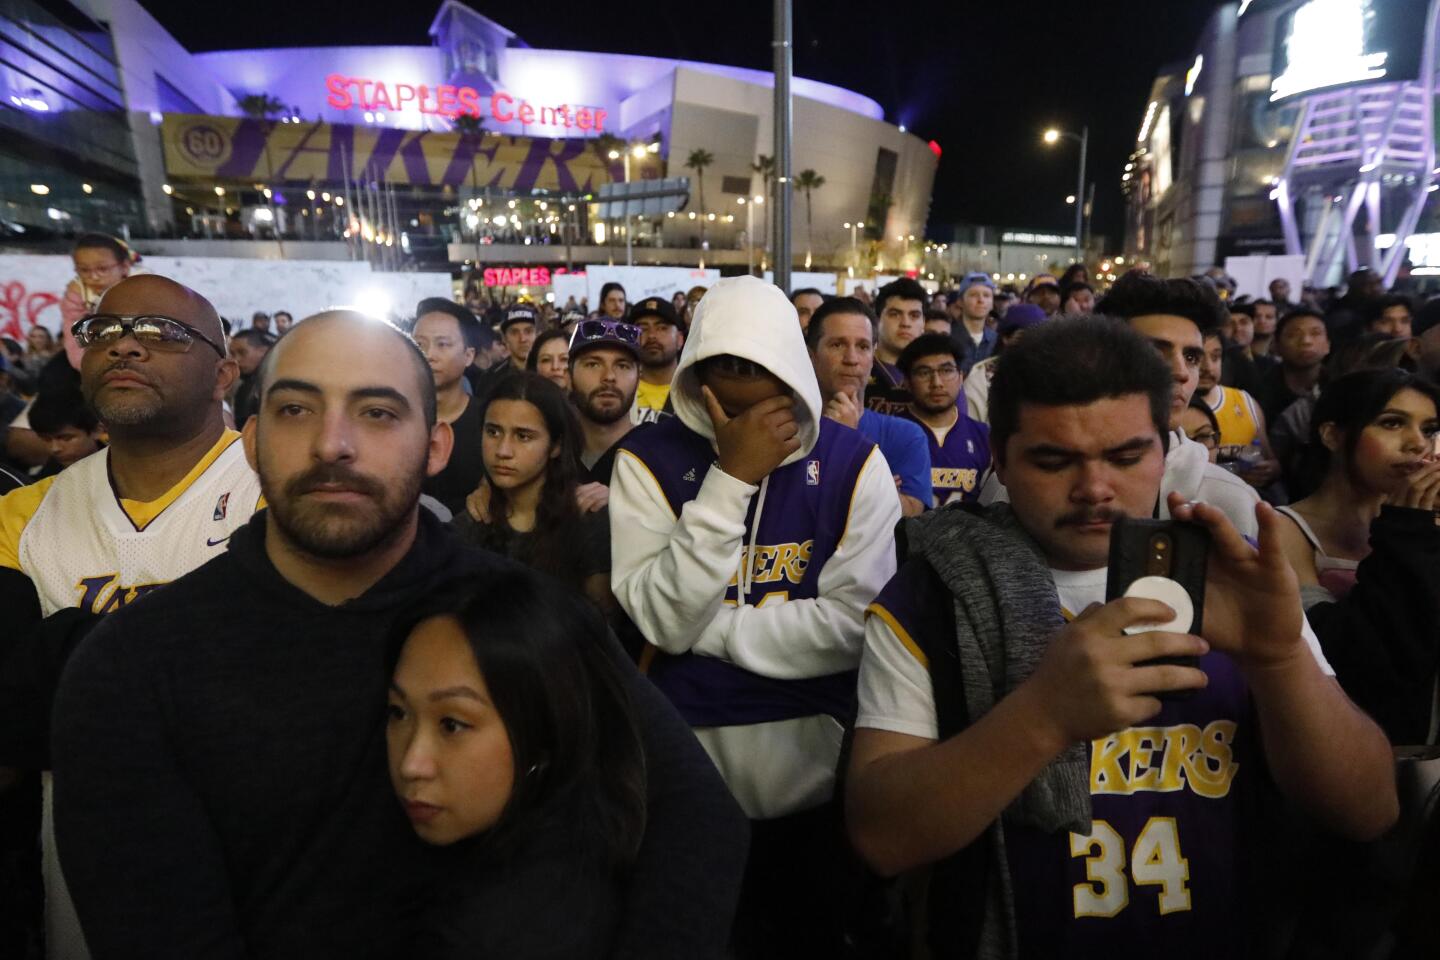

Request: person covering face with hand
left=609, top=275, right=901, bottom=956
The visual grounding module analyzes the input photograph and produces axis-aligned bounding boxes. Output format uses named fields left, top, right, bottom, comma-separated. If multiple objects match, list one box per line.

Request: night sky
left=146, top=0, right=1218, bottom=247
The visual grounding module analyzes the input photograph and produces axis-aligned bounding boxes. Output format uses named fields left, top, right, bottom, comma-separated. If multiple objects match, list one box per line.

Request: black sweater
left=1305, top=505, right=1440, bottom=744
left=52, top=509, right=747, bottom=959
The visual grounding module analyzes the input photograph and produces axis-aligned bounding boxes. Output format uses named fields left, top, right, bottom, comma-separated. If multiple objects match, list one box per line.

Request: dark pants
left=731, top=801, right=905, bottom=960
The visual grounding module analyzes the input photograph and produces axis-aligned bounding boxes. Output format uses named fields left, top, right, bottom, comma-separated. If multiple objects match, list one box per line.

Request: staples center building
left=2, top=0, right=937, bottom=265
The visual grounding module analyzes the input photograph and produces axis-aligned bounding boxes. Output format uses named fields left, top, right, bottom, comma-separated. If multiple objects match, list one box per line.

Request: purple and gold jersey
left=863, top=577, right=1256, bottom=959
left=621, top=414, right=879, bottom=728
left=1007, top=649, right=1252, bottom=959
left=902, top=410, right=991, bottom=507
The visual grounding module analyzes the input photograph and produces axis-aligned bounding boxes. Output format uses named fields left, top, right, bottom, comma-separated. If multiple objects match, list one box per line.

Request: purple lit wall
left=191, top=43, right=884, bottom=142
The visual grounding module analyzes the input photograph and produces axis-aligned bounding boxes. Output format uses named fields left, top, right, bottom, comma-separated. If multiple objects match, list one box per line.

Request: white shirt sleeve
left=856, top=605, right=939, bottom=740
left=1300, top=614, right=1335, bottom=676
left=689, top=448, right=903, bottom=679
left=609, top=450, right=756, bottom=655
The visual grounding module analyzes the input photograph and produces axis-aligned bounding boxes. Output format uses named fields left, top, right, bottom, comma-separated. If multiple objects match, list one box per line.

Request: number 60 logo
left=178, top=124, right=231, bottom=166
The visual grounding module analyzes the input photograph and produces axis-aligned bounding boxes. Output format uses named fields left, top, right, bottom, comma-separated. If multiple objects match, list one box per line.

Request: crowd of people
left=0, top=233, right=1436, bottom=959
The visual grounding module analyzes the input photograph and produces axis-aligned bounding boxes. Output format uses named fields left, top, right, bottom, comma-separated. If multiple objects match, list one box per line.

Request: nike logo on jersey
left=206, top=536, right=231, bottom=547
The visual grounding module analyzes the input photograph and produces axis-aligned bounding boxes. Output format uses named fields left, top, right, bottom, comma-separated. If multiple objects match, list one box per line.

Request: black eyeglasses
left=569, top=318, right=640, bottom=350
left=73, top=314, right=227, bottom=357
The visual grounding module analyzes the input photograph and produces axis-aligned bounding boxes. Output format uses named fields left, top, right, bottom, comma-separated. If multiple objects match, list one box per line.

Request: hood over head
left=670, top=275, right=823, bottom=465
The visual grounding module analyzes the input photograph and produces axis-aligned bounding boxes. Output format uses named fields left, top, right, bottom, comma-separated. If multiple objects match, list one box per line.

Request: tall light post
left=843, top=220, right=864, bottom=271
left=738, top=195, right=766, bottom=275
left=609, top=141, right=659, bottom=266
left=1044, top=125, right=1088, bottom=264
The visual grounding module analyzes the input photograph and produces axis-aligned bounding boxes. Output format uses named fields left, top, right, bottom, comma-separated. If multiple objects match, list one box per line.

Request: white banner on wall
left=0, top=255, right=453, bottom=339
left=551, top=272, right=590, bottom=310
left=762, top=271, right=839, bottom=295
left=583, top=266, right=720, bottom=307
left=1224, top=254, right=1306, bottom=301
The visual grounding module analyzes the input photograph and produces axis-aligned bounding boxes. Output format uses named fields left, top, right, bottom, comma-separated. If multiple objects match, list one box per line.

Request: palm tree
left=238, top=94, right=286, bottom=119
left=685, top=148, right=714, bottom=248
left=453, top=114, right=484, bottom=136
left=795, top=169, right=826, bottom=269
left=751, top=154, right=774, bottom=251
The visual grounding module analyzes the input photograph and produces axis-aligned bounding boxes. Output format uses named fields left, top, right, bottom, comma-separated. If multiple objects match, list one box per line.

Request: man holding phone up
left=845, top=318, right=1396, bottom=959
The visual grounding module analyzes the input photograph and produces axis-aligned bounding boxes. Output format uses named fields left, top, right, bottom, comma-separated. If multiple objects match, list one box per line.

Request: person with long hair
left=1276, top=368, right=1440, bottom=743
left=455, top=373, right=613, bottom=615
left=386, top=569, right=647, bottom=958
left=525, top=328, right=570, bottom=392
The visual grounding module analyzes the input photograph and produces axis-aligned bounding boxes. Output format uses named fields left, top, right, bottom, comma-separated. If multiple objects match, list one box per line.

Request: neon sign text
left=324, top=74, right=608, bottom=131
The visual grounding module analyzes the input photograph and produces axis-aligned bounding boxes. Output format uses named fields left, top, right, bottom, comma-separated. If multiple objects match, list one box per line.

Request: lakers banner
left=161, top=114, right=662, bottom=192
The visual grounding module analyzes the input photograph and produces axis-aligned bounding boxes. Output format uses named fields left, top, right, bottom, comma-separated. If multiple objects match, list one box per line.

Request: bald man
left=0, top=275, right=263, bottom=959
left=51, top=311, right=747, bottom=959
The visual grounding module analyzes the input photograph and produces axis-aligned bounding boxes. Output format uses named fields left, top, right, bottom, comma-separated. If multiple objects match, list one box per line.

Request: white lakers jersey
left=3, top=431, right=263, bottom=616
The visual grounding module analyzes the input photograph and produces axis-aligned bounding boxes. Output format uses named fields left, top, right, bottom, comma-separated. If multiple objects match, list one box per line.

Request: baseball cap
left=959, top=272, right=995, bottom=295
left=501, top=303, right=539, bottom=330
left=568, top=317, right=643, bottom=361
left=1026, top=274, right=1060, bottom=292
left=560, top=307, right=585, bottom=326
left=998, top=303, right=1048, bottom=338
left=628, top=295, right=684, bottom=331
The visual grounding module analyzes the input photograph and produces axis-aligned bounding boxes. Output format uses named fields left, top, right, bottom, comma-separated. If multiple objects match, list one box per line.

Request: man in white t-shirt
left=845, top=317, right=1396, bottom=959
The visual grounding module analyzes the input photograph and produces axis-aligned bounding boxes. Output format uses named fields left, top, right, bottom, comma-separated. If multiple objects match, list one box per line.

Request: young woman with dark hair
left=386, top=567, right=647, bottom=957
left=525, top=327, right=570, bottom=392
left=1275, top=368, right=1440, bottom=743
left=455, top=372, right=614, bottom=615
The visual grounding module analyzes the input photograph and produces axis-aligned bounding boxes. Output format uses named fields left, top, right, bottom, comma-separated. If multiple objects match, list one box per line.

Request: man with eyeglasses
left=897, top=333, right=991, bottom=507
left=0, top=274, right=262, bottom=959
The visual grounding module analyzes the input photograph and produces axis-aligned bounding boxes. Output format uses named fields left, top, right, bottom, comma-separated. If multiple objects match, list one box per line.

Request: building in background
left=0, top=0, right=937, bottom=279
left=1123, top=0, right=1439, bottom=286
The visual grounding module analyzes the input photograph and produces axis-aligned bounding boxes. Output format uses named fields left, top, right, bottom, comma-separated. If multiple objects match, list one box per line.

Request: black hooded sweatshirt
left=52, top=509, right=747, bottom=959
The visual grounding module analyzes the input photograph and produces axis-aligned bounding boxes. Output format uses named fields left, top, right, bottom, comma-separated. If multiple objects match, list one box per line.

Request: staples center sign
left=325, top=74, right=609, bottom=132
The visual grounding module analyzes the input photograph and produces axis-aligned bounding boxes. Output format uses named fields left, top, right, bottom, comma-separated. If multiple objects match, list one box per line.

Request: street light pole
left=1044, top=125, right=1089, bottom=265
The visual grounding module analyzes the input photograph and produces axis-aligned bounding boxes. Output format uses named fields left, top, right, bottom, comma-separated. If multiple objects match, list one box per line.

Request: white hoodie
left=609, top=276, right=901, bottom=817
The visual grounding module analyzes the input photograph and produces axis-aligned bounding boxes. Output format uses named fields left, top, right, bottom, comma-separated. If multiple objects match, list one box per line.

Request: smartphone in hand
left=1106, top=517, right=1210, bottom=699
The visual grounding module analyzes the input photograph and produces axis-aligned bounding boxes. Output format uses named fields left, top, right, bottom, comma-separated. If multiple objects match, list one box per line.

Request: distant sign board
left=1270, top=0, right=1428, bottom=103
left=1001, top=231, right=1078, bottom=246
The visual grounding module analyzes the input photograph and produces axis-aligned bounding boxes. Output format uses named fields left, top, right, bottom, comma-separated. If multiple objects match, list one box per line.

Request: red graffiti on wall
left=0, top=282, right=61, bottom=340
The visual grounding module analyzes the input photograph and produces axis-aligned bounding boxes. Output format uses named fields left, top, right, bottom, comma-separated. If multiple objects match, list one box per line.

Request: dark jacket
left=52, top=509, right=747, bottom=959
left=1305, top=506, right=1440, bottom=744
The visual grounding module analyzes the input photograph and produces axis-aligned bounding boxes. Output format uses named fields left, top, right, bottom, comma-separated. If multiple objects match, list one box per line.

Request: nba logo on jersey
left=213, top=492, right=230, bottom=521
left=806, top=461, right=820, bottom=486
left=966, top=439, right=975, bottom=454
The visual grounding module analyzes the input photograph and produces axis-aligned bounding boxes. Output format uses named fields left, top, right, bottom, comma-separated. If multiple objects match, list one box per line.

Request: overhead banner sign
left=1270, top=0, right=1427, bottom=103
left=161, top=114, right=662, bottom=191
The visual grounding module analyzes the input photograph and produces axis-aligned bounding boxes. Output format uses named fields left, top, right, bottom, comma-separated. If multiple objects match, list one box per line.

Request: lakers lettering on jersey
left=0, top=430, right=264, bottom=616
left=1206, top=386, right=1262, bottom=460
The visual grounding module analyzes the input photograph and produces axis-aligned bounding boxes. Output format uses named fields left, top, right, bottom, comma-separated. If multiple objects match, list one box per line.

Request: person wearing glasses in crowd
left=0, top=274, right=261, bottom=959
left=414, top=299, right=486, bottom=518
left=1181, top=398, right=1223, bottom=464
left=51, top=309, right=748, bottom=960
left=898, top=333, right=992, bottom=506
left=630, top=296, right=686, bottom=425
left=526, top=328, right=570, bottom=392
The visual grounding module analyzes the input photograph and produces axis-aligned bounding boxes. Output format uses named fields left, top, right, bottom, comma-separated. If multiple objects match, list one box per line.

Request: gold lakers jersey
left=1206, top=386, right=1262, bottom=458
left=0, top=430, right=263, bottom=617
